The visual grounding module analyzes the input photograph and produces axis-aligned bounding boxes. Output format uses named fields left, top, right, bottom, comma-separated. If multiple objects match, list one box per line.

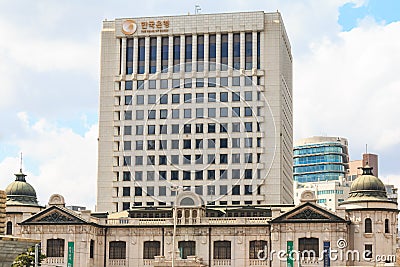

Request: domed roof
left=5, top=170, right=39, bottom=206
left=343, top=165, right=389, bottom=202
left=350, top=166, right=386, bottom=193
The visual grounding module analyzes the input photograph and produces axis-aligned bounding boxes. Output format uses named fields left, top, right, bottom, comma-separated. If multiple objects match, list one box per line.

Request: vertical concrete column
left=168, top=35, right=173, bottom=74
left=204, top=34, right=209, bottom=72
left=240, top=32, right=245, bottom=70
left=180, top=34, right=185, bottom=75
left=0, top=190, right=6, bottom=235
left=215, top=33, right=221, bottom=71
left=259, top=31, right=264, bottom=69
left=156, top=36, right=162, bottom=74
left=144, top=37, right=150, bottom=75
left=120, top=38, right=127, bottom=75
left=192, top=34, right=197, bottom=73
left=133, top=37, right=138, bottom=75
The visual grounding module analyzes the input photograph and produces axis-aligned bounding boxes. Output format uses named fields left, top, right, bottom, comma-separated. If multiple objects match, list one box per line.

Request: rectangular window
left=220, top=92, right=228, bottom=102
left=245, top=33, right=252, bottom=70
left=220, top=34, right=228, bottom=70
left=108, top=241, right=126, bottom=259
left=220, top=123, right=228, bottom=133
left=172, top=94, right=180, bottom=103
left=184, top=109, right=192, bottom=118
left=173, top=36, right=180, bottom=72
left=214, top=241, right=231, bottom=259
left=208, top=78, right=216, bottom=88
left=208, top=124, right=216, bottom=133
left=220, top=185, right=228, bottom=195
left=149, top=37, right=157, bottom=73
left=195, top=124, right=203, bottom=133
left=125, top=95, right=132, bottom=105
left=220, top=138, right=228, bottom=148
left=208, top=139, right=215, bottom=148
left=197, top=35, right=204, bottom=71
left=257, top=32, right=261, bottom=69
left=161, top=37, right=169, bottom=73
left=195, top=171, right=203, bottom=180
left=125, top=81, right=133, bottom=90
left=126, top=38, right=133, bottom=74
left=208, top=185, right=215, bottom=195
left=185, top=36, right=192, bottom=72
left=209, top=34, right=216, bottom=71
left=171, top=171, right=179, bottom=180
left=172, top=109, right=179, bottom=119
left=171, top=140, right=179, bottom=149
left=208, top=108, right=216, bottom=118
left=232, top=138, right=240, bottom=148
left=245, top=185, right=252, bottom=195
left=122, top=187, right=130, bottom=196
left=208, top=154, right=216, bottom=164
left=196, top=78, right=204, bottom=88
left=245, top=169, right=252, bottom=179
left=135, top=156, right=143, bottom=165
left=159, top=186, right=166, bottom=196
left=46, top=239, right=65, bottom=257
left=220, top=154, right=228, bottom=164
left=232, top=107, right=240, bottom=117
left=143, top=241, right=161, bottom=260
left=233, top=33, right=240, bottom=69
left=232, top=185, right=240, bottom=195
left=137, top=38, right=145, bottom=74
left=183, top=171, right=191, bottom=180
left=184, top=78, right=192, bottom=88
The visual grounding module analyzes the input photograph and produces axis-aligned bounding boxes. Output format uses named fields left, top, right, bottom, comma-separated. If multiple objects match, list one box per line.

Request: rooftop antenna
left=195, top=4, right=201, bottom=15
left=20, top=152, right=23, bottom=173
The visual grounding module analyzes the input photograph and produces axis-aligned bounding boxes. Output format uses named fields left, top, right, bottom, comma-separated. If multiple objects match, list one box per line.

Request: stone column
left=120, top=38, right=127, bottom=75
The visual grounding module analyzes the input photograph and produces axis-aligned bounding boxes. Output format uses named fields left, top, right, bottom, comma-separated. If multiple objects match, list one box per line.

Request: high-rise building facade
left=293, top=136, right=349, bottom=183
left=348, top=153, right=378, bottom=180
left=97, top=11, right=293, bottom=212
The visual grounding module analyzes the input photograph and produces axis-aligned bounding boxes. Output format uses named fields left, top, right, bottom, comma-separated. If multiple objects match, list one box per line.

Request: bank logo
left=122, top=19, right=137, bottom=35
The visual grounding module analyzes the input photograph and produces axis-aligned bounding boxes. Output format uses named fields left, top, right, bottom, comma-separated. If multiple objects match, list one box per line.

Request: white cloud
left=294, top=20, right=400, bottom=154
left=0, top=114, right=98, bottom=209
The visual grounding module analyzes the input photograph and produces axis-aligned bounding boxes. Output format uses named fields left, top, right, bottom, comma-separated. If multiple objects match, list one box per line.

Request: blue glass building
left=293, top=137, right=349, bottom=183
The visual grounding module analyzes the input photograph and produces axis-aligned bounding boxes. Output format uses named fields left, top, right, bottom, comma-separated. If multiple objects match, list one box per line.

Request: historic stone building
left=4, top=166, right=398, bottom=266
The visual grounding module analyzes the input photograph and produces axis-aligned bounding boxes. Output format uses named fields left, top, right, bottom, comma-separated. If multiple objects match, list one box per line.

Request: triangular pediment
left=21, top=206, right=87, bottom=224
left=271, top=202, right=347, bottom=223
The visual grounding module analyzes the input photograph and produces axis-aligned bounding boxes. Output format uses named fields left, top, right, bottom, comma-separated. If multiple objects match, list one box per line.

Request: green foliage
left=12, top=246, right=46, bottom=267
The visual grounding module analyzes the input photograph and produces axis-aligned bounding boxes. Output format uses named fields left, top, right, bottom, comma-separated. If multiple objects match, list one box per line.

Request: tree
left=12, top=246, right=46, bottom=267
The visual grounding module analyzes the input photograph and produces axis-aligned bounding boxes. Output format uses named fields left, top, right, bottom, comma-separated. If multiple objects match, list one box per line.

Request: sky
left=0, top=0, right=399, bottom=210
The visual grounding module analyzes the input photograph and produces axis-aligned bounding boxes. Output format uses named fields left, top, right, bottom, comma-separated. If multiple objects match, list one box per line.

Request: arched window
left=109, top=241, right=126, bottom=259
left=178, top=241, right=195, bottom=259
left=385, top=219, right=390, bottom=233
left=6, top=222, right=12, bottom=235
left=214, top=241, right=231, bottom=259
left=365, top=218, right=372, bottom=233
left=47, top=239, right=65, bottom=257
left=143, top=241, right=160, bottom=259
left=249, top=240, right=268, bottom=259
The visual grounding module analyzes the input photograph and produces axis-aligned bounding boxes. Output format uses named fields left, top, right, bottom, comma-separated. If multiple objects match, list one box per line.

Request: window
left=171, top=171, right=179, bottom=180
left=196, top=124, right=203, bottom=133
left=135, top=171, right=143, bottom=181
left=172, top=124, right=179, bottom=134
left=232, top=169, right=240, bottom=179
left=208, top=108, right=216, bottom=118
left=124, top=111, right=132, bottom=120
left=209, top=34, right=216, bottom=70
left=197, top=35, right=204, bottom=71
left=179, top=241, right=196, bottom=259
left=232, top=138, right=240, bottom=148
left=196, top=78, right=204, bottom=88
left=195, top=139, right=203, bottom=149
left=148, top=110, right=156, bottom=120
left=245, top=185, right=252, bottom=195
left=220, top=34, right=228, bottom=70
left=125, top=81, right=133, bottom=90
left=208, top=185, right=215, bottom=195
left=123, top=171, right=131, bottom=181
left=245, top=122, right=253, bottom=132
left=160, top=125, right=167, bottom=134
left=207, top=170, right=215, bottom=180
left=159, top=186, right=166, bottom=196
left=245, top=91, right=252, bottom=101
left=149, top=37, right=157, bottom=73
left=183, top=155, right=191, bottom=164
left=232, top=123, right=240, bottom=132
left=298, top=238, right=319, bottom=257
left=173, top=79, right=180, bottom=88
left=159, top=156, right=167, bottom=165
left=245, top=138, right=253, bottom=148
left=136, top=125, right=143, bottom=135
left=232, top=185, right=240, bottom=195
left=232, top=153, right=240, bottom=163
left=160, top=79, right=168, bottom=88
left=144, top=241, right=161, bottom=259
left=232, top=107, right=240, bottom=117
left=159, top=171, right=167, bottom=180
left=185, top=36, right=192, bottom=72
left=149, top=80, right=156, bottom=89
left=161, top=37, right=168, bottom=72
left=220, top=170, right=227, bottom=179
left=109, top=241, right=126, bottom=259
left=232, top=76, right=240, bottom=86
left=183, top=171, right=191, bottom=180
left=173, top=36, right=180, bottom=72
left=245, top=107, right=253, bottom=117
left=137, top=80, right=144, bottom=90
left=245, top=169, right=252, bottom=179
left=147, top=140, right=155, bottom=150
left=184, top=109, right=192, bottom=118
left=136, top=95, right=144, bottom=105
left=208, top=124, right=216, bottom=133
left=184, top=78, right=192, bottom=88
left=208, top=78, right=216, bottom=87
left=245, top=33, right=253, bottom=70
left=220, top=77, right=228, bottom=86
left=184, top=124, right=191, bottom=133
left=124, top=126, right=131, bottom=135
left=365, top=218, right=372, bottom=233
left=171, top=140, right=179, bottom=149
left=138, top=38, right=145, bottom=74
left=90, top=239, right=95, bottom=258
left=220, top=185, right=228, bottom=194
left=136, top=110, right=144, bottom=121
left=6, top=222, right=12, bottom=235
left=147, top=171, right=155, bottom=181
left=364, top=244, right=373, bottom=259
left=172, top=109, right=179, bottom=119
left=196, top=108, right=204, bottom=118
left=208, top=139, right=215, bottom=148
left=122, top=187, right=130, bottom=197
left=172, top=94, right=180, bottom=103
left=220, top=154, right=228, bottom=164
left=220, top=107, right=228, bottom=117
left=220, top=138, right=228, bottom=148
left=214, top=241, right=231, bottom=259
left=249, top=241, right=267, bottom=259
left=135, top=156, right=143, bottom=165
left=220, top=123, right=228, bottom=133
left=184, top=139, right=191, bottom=149
left=122, top=202, right=130, bottom=210
left=159, top=140, right=167, bottom=150
left=184, top=93, right=192, bottom=103
left=220, top=92, right=228, bottom=102
left=385, top=219, right=390, bottom=233
left=232, top=92, right=240, bottom=101
left=123, top=141, right=131, bottom=151
left=195, top=171, right=203, bottom=180
left=160, top=94, right=168, bottom=104
left=47, top=239, right=65, bottom=257
left=135, top=187, right=142, bottom=196
left=233, top=33, right=240, bottom=69
left=208, top=93, right=216, bottom=102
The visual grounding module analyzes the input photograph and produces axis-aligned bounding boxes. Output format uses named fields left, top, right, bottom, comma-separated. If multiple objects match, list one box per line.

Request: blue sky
left=0, top=0, right=399, bottom=209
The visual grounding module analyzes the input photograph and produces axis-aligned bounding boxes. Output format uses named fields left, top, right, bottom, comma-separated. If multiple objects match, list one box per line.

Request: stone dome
left=350, top=166, right=386, bottom=193
left=345, top=165, right=388, bottom=202
left=5, top=170, right=39, bottom=206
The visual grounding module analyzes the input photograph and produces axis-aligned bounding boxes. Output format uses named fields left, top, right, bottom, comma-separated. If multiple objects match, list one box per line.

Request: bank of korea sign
left=122, top=19, right=170, bottom=35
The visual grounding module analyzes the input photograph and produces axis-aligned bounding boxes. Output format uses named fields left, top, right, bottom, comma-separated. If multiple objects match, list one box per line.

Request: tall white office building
left=97, top=11, right=293, bottom=212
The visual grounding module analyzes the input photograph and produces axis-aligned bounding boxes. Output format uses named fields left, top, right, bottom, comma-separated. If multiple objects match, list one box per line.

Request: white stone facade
left=97, top=11, right=293, bottom=213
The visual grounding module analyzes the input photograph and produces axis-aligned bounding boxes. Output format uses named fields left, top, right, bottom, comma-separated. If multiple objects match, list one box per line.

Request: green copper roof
left=345, top=166, right=388, bottom=202
left=5, top=170, right=39, bottom=206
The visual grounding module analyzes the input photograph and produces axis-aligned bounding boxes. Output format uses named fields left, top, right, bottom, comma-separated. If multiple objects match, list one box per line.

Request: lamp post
left=170, top=186, right=184, bottom=267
